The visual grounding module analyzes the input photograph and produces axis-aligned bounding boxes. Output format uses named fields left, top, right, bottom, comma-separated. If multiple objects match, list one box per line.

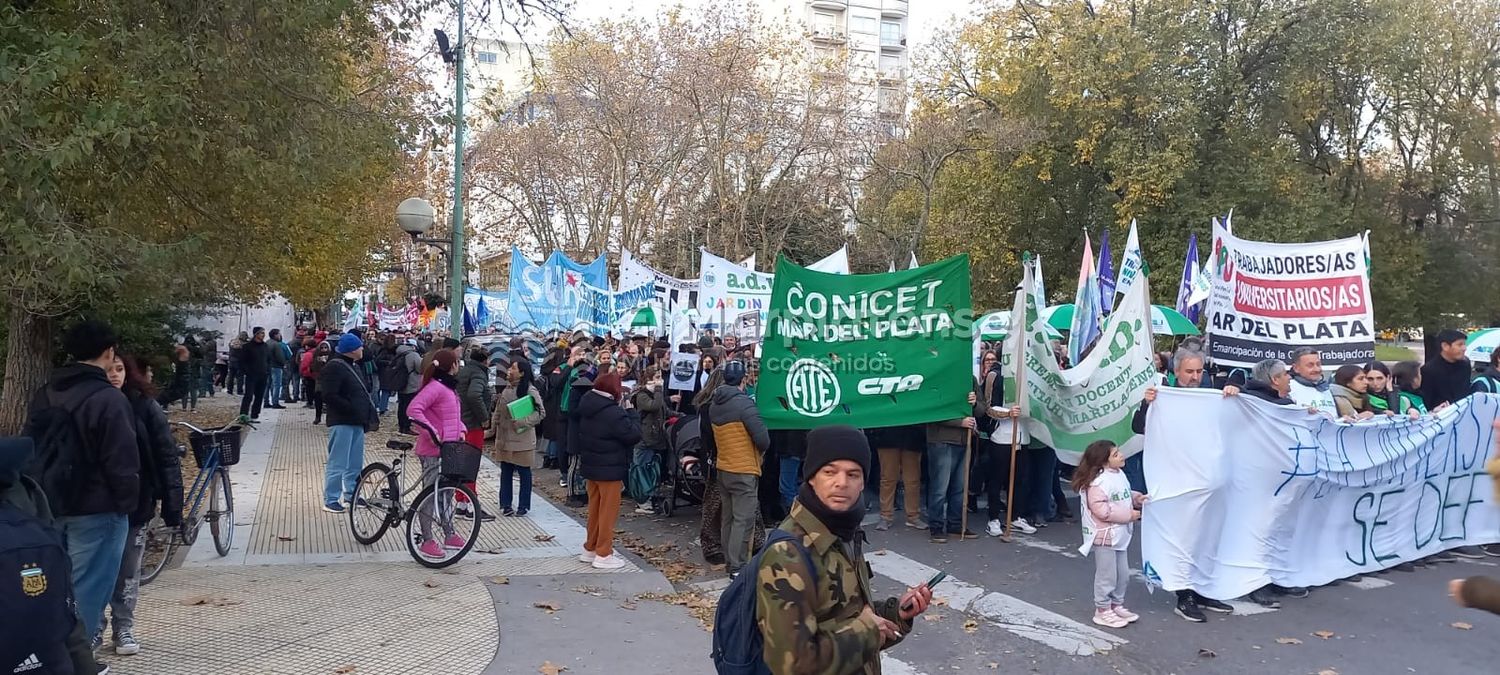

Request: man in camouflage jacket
left=755, top=425, right=933, bottom=675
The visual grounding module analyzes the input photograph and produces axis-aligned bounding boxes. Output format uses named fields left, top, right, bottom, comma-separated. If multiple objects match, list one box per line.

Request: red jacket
left=299, top=350, right=315, bottom=378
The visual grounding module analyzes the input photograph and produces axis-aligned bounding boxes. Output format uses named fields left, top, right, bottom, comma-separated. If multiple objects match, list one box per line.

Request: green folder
left=507, top=395, right=535, bottom=421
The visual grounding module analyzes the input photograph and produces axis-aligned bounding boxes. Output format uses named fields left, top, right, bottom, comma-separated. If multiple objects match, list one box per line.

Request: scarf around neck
left=797, top=482, right=865, bottom=542
left=433, top=371, right=458, bottom=390
left=1292, top=374, right=1329, bottom=392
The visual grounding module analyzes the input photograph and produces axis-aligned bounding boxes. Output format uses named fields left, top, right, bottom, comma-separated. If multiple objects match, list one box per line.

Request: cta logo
left=786, top=359, right=840, bottom=417
left=856, top=374, right=924, bottom=396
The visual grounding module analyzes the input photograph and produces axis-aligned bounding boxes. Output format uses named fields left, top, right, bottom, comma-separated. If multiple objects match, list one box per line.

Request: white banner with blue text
left=1140, top=390, right=1500, bottom=600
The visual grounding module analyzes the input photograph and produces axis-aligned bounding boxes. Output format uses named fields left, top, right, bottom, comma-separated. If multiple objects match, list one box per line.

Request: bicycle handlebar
left=172, top=419, right=252, bottom=435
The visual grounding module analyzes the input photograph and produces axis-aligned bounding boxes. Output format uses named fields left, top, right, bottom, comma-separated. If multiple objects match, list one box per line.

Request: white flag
left=739, top=254, right=757, bottom=271
left=1114, top=219, right=1144, bottom=300
left=807, top=245, right=850, bottom=274
left=908, top=252, right=920, bottom=270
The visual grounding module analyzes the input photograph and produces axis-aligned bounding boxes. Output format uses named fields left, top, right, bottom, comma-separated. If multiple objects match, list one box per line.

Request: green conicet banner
left=758, top=254, right=974, bottom=430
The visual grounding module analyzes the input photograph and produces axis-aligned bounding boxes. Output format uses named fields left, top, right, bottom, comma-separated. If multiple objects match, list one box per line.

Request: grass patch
left=1374, top=343, right=1417, bottom=362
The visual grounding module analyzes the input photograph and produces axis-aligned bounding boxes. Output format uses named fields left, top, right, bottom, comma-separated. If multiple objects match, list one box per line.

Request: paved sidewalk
left=105, top=398, right=674, bottom=675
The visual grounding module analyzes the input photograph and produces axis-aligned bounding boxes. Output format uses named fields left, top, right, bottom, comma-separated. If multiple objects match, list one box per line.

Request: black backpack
left=0, top=477, right=78, bottom=674
left=379, top=351, right=407, bottom=392
left=24, top=385, right=107, bottom=517
left=710, top=529, right=816, bottom=674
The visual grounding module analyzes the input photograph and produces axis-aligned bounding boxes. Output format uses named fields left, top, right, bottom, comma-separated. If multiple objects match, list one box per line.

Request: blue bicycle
left=139, top=420, right=245, bottom=584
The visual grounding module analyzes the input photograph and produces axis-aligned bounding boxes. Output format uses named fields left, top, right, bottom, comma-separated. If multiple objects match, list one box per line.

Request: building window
left=879, top=54, right=902, bottom=74
left=880, top=21, right=902, bottom=45
left=878, top=86, right=903, bottom=114
left=814, top=12, right=837, bottom=32
left=477, top=51, right=498, bottom=64
left=851, top=16, right=877, bottom=34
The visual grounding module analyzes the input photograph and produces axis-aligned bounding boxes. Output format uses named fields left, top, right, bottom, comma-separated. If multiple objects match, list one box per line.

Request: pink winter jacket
left=1084, top=473, right=1143, bottom=548
left=407, top=379, right=465, bottom=457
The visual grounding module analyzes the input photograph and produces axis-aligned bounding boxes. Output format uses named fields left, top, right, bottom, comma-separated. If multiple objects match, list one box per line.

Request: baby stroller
left=656, top=413, right=709, bottom=517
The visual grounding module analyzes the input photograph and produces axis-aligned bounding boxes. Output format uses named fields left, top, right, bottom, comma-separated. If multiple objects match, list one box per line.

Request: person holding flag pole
left=992, top=254, right=1040, bottom=542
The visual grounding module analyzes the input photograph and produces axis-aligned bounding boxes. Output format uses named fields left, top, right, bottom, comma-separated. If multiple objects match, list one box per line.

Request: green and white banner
left=1004, top=257, right=1158, bottom=464
left=758, top=255, right=974, bottom=430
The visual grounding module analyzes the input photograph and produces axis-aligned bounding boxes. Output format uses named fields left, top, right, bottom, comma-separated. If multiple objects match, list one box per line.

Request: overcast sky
left=502, top=0, right=979, bottom=50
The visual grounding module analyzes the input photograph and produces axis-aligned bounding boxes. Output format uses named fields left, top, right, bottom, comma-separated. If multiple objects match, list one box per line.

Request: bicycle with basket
left=345, top=421, right=484, bottom=568
left=139, top=419, right=246, bottom=585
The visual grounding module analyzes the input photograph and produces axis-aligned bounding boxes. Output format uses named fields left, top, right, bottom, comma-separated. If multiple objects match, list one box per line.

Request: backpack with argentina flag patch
left=0, top=473, right=77, bottom=675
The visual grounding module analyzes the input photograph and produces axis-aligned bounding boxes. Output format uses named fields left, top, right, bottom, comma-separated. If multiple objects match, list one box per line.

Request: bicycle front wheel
left=349, top=462, right=397, bottom=545
left=139, top=517, right=175, bottom=586
left=208, top=466, right=235, bottom=556
left=404, top=481, right=480, bottom=568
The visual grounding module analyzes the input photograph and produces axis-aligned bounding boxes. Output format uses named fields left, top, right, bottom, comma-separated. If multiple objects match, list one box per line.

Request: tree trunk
left=0, top=310, right=52, bottom=435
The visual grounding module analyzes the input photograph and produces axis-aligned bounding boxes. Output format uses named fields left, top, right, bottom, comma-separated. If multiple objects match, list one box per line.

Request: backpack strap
left=761, top=528, right=818, bottom=584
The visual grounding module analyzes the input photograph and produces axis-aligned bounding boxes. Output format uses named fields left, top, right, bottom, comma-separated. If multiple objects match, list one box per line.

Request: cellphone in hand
left=901, top=571, right=948, bottom=612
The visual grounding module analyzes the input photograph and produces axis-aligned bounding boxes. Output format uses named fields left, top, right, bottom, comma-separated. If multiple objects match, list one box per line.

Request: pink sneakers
left=1111, top=605, right=1139, bottom=623
left=1093, top=608, right=1128, bottom=628
left=443, top=534, right=467, bottom=550
left=418, top=539, right=443, bottom=558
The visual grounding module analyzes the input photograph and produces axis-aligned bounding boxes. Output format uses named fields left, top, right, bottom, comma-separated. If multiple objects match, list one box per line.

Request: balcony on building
left=877, top=67, right=907, bottom=83
left=882, top=0, right=909, bottom=18
left=810, top=0, right=848, bottom=9
left=810, top=27, right=849, bottom=45
left=880, top=34, right=906, bottom=51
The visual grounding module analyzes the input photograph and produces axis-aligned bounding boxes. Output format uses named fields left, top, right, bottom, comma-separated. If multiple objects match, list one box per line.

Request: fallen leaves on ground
left=1318, top=669, right=1338, bottom=675
left=533, top=601, right=562, bottom=613
left=276, top=533, right=296, bottom=541
left=489, top=576, right=509, bottom=585
left=614, top=533, right=702, bottom=582
left=1312, top=630, right=1335, bottom=640
left=636, top=591, right=717, bottom=630
left=1451, top=621, right=1472, bottom=630
left=333, top=666, right=358, bottom=674
left=962, top=619, right=979, bottom=634
left=423, top=579, right=441, bottom=588
left=987, top=664, right=999, bottom=670
left=1197, top=649, right=1217, bottom=658
left=620, top=600, right=638, bottom=611
left=538, top=662, right=567, bottom=675
left=1275, top=637, right=1302, bottom=645
left=923, top=613, right=946, bottom=622
left=534, top=534, right=556, bottom=542
left=180, top=595, right=242, bottom=607
left=571, top=586, right=606, bottom=597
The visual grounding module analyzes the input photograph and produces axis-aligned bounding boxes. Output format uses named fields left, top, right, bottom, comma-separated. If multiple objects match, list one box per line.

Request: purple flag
left=1097, top=228, right=1116, bottom=315
left=1175, top=234, right=1200, bottom=323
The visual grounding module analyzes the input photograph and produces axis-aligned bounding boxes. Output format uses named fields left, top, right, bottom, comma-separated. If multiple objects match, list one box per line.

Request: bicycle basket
left=438, top=441, right=482, bottom=482
left=189, top=426, right=244, bottom=468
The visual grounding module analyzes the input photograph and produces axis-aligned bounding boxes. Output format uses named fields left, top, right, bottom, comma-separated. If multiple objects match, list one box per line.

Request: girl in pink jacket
left=406, top=349, right=468, bottom=559
left=1071, top=440, right=1147, bottom=629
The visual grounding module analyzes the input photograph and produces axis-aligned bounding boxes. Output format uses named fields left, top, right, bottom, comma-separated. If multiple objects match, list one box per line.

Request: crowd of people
left=7, top=314, right=1498, bottom=674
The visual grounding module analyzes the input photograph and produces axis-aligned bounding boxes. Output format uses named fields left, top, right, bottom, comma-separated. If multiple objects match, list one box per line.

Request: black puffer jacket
left=575, top=391, right=642, bottom=482
left=240, top=339, right=271, bottom=378
left=126, top=390, right=183, bottom=527
left=22, top=364, right=140, bottom=516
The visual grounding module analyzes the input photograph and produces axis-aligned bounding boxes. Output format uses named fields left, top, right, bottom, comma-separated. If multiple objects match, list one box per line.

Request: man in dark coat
left=238, top=326, right=272, bottom=420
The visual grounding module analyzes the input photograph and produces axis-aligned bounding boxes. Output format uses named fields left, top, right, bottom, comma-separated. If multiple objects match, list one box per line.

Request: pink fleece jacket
left=407, top=379, right=465, bottom=457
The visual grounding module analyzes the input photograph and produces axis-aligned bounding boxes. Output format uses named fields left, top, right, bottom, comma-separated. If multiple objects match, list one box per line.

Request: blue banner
left=505, top=248, right=609, bottom=331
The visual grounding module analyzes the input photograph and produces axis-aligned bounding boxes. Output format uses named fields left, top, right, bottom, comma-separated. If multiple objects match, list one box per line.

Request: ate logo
left=786, top=359, right=840, bottom=417
left=1214, top=238, right=1234, bottom=282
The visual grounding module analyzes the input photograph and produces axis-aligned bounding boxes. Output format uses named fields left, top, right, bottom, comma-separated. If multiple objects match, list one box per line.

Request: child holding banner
left=1073, top=440, right=1147, bottom=629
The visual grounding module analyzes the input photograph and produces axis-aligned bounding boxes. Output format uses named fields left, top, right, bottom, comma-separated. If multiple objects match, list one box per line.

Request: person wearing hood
left=394, top=338, right=424, bottom=435
left=1331, top=364, right=1378, bottom=420
left=22, top=319, right=140, bottom=647
left=318, top=334, right=377, bottom=513
left=754, top=426, right=933, bottom=674
left=562, top=355, right=598, bottom=498
left=1420, top=329, right=1472, bottom=410
left=491, top=358, right=545, bottom=517
left=1286, top=347, right=1336, bottom=417
left=575, top=371, right=642, bottom=570
left=703, top=360, right=771, bottom=576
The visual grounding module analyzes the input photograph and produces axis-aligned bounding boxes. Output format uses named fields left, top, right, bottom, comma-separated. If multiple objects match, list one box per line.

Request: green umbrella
left=1040, top=304, right=1200, bottom=336
left=976, top=310, right=1062, bottom=341
left=1150, top=306, right=1200, bottom=336
left=1467, top=327, right=1499, bottom=363
left=629, top=305, right=658, bottom=329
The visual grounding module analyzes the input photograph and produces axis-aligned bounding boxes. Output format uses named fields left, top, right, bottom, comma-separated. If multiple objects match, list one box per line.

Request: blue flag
left=1097, top=228, right=1116, bottom=315
left=1069, top=234, right=1103, bottom=365
left=1175, top=234, right=1200, bottom=323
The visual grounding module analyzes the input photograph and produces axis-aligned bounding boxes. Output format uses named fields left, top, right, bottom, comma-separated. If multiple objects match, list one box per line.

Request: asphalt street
left=594, top=484, right=1500, bottom=675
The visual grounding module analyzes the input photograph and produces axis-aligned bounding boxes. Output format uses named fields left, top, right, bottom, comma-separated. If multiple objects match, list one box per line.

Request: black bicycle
left=140, top=420, right=245, bottom=584
left=346, top=433, right=482, bottom=568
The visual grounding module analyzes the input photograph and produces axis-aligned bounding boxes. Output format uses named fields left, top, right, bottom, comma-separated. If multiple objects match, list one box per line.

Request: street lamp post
left=396, top=196, right=449, bottom=301
left=450, top=0, right=467, bottom=330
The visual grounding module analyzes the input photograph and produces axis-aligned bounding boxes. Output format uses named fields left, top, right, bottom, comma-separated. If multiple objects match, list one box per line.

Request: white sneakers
left=578, top=551, right=597, bottom=563
left=591, top=554, right=627, bottom=570
left=986, top=520, right=1004, bottom=537
left=1010, top=518, right=1038, bottom=535
left=1093, top=608, right=1129, bottom=628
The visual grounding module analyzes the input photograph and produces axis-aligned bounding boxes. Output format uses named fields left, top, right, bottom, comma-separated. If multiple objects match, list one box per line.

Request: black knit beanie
left=802, top=425, right=872, bottom=482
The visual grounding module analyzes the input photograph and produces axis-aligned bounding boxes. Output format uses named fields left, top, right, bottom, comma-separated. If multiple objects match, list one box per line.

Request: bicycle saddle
left=386, top=440, right=414, bottom=451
